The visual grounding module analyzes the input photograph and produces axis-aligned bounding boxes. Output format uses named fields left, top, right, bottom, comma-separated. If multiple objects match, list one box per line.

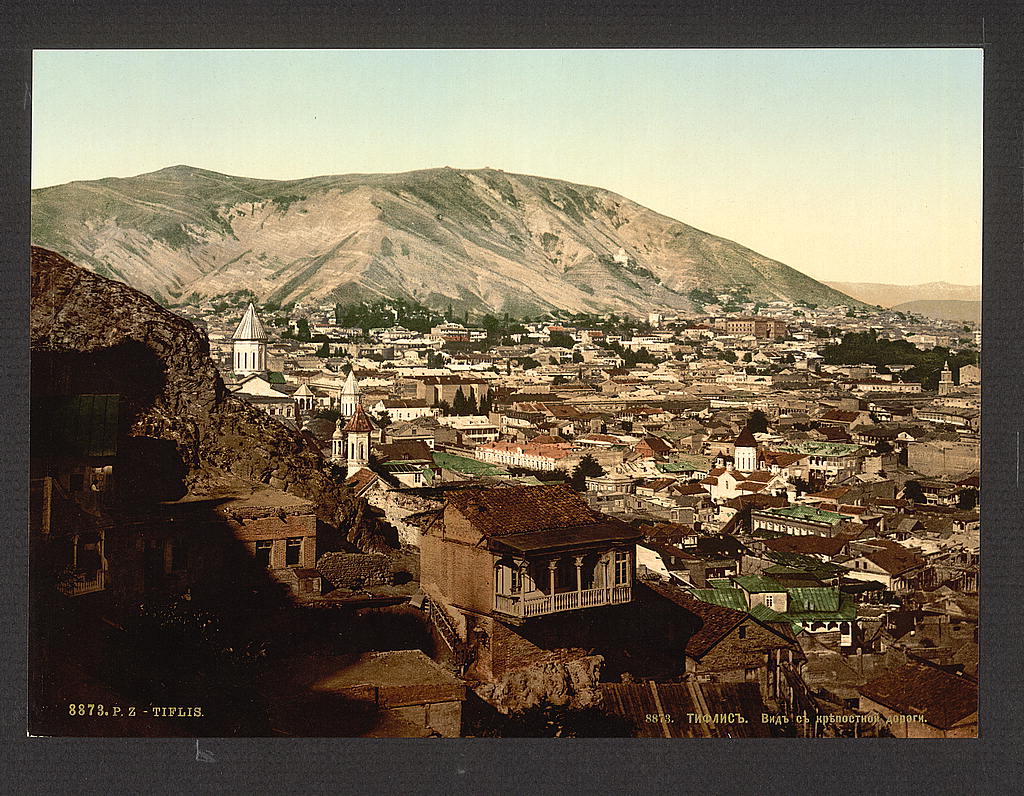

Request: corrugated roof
left=787, top=587, right=841, bottom=613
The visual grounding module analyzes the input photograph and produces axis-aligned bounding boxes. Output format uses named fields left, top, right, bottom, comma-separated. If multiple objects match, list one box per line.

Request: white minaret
left=331, top=418, right=346, bottom=464
left=339, top=368, right=360, bottom=417
left=342, top=404, right=375, bottom=479
left=938, top=361, right=954, bottom=396
left=232, top=302, right=267, bottom=377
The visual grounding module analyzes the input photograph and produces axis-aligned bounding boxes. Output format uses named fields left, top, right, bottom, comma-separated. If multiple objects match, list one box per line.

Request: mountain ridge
left=32, top=165, right=864, bottom=316
left=824, top=280, right=980, bottom=308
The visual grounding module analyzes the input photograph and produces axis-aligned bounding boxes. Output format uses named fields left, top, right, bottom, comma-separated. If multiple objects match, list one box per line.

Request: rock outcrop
left=475, top=654, right=605, bottom=714
left=30, top=246, right=388, bottom=551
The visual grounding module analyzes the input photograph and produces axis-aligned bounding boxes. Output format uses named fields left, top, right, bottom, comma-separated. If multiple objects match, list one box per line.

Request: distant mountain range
left=32, top=165, right=863, bottom=316
left=889, top=300, right=981, bottom=324
left=824, top=280, right=980, bottom=308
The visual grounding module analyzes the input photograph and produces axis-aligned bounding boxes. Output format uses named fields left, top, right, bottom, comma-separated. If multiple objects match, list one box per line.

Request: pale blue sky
left=32, top=48, right=982, bottom=285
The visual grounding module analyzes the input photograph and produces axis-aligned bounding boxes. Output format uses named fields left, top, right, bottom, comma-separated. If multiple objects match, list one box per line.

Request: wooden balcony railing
left=494, top=584, right=631, bottom=619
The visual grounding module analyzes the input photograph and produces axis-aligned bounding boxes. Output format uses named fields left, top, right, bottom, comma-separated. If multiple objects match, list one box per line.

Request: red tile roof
left=446, top=484, right=612, bottom=538
left=642, top=581, right=747, bottom=659
left=762, top=535, right=847, bottom=557
left=859, top=661, right=977, bottom=729
left=343, top=404, right=376, bottom=433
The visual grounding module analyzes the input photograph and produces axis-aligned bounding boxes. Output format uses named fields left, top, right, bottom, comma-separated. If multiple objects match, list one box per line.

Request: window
left=738, top=626, right=746, bottom=639
left=510, top=567, right=523, bottom=595
left=614, top=550, right=629, bottom=586
left=286, top=538, right=302, bottom=566
left=254, top=540, right=273, bottom=568
left=764, top=595, right=774, bottom=608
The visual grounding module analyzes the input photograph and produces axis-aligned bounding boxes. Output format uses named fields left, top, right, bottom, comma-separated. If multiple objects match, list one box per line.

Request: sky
left=32, top=49, right=982, bottom=286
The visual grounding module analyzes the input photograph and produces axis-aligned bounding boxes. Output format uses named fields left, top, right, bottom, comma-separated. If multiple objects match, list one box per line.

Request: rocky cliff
left=30, top=246, right=388, bottom=551
left=32, top=165, right=863, bottom=315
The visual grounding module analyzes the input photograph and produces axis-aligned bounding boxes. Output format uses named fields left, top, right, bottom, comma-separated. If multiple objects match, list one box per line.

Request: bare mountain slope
left=32, top=165, right=862, bottom=315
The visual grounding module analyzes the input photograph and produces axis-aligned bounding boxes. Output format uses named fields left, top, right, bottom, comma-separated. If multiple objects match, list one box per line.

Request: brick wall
left=317, top=552, right=392, bottom=589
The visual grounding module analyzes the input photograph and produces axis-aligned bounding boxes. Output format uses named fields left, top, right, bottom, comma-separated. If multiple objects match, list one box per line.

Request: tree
left=902, top=480, right=926, bottom=504
left=452, top=387, right=467, bottom=415
left=957, top=488, right=978, bottom=510
left=315, top=341, right=331, bottom=357
left=721, top=350, right=737, bottom=364
left=466, top=390, right=479, bottom=416
left=748, top=409, right=769, bottom=434
left=295, top=318, right=311, bottom=342
left=572, top=351, right=584, bottom=363
left=742, top=352, right=753, bottom=363
left=547, top=330, right=574, bottom=348
left=376, top=411, right=392, bottom=429
left=569, top=454, right=605, bottom=491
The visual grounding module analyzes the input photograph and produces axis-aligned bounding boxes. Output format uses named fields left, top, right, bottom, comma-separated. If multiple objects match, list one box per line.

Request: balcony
left=494, top=584, right=632, bottom=619
left=59, top=569, right=107, bottom=597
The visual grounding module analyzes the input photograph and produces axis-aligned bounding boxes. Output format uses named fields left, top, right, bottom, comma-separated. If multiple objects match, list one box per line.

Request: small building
left=264, top=650, right=466, bottom=737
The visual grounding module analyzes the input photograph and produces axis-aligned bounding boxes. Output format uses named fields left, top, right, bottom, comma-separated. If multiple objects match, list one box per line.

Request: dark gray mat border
left=2, top=2, right=1020, bottom=792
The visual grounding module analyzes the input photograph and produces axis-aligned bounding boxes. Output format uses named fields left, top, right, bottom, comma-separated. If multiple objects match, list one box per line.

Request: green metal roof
left=688, top=588, right=748, bottom=611
left=785, top=593, right=858, bottom=623
left=787, top=587, right=841, bottom=613
left=431, top=451, right=510, bottom=477
left=762, top=551, right=847, bottom=578
left=749, top=604, right=787, bottom=623
left=731, top=575, right=788, bottom=593
left=33, top=394, right=119, bottom=458
left=656, top=455, right=712, bottom=473
left=776, top=441, right=864, bottom=457
left=758, top=504, right=845, bottom=525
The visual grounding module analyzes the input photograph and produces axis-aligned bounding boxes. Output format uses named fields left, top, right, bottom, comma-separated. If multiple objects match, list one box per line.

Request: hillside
left=32, top=165, right=863, bottom=316
left=824, top=280, right=980, bottom=308
left=891, top=300, right=981, bottom=324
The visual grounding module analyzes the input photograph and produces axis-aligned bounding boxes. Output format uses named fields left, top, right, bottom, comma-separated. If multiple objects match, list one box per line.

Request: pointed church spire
left=232, top=302, right=267, bottom=341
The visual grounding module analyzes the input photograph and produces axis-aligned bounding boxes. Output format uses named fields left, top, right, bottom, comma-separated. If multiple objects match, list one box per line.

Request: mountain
left=890, top=300, right=981, bottom=324
left=32, top=165, right=863, bottom=316
left=824, top=280, right=980, bottom=308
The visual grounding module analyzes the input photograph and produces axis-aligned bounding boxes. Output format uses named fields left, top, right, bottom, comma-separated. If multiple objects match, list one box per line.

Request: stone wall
left=317, top=552, right=392, bottom=589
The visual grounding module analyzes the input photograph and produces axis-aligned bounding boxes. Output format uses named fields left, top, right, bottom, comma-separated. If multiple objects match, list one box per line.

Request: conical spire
left=232, top=302, right=267, bottom=341
left=734, top=423, right=757, bottom=448
left=341, top=367, right=359, bottom=395
left=342, top=403, right=376, bottom=433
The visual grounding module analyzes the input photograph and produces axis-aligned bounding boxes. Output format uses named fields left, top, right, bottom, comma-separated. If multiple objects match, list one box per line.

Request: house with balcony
left=418, top=483, right=641, bottom=681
